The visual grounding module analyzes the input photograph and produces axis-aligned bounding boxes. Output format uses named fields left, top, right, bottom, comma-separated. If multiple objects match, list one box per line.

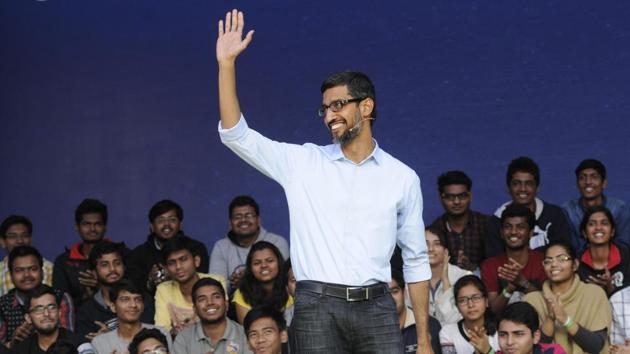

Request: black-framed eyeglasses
left=317, top=97, right=365, bottom=117
left=29, top=303, right=58, bottom=315
left=456, top=294, right=484, bottom=306
left=542, top=254, right=572, bottom=266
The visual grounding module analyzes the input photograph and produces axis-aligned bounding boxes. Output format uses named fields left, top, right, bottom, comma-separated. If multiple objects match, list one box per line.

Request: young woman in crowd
left=233, top=241, right=293, bottom=324
left=525, top=241, right=611, bottom=354
left=577, top=205, right=630, bottom=295
left=426, top=227, right=472, bottom=325
left=439, top=275, right=499, bottom=354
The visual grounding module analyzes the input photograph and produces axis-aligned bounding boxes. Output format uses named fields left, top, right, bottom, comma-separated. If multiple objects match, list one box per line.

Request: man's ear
left=24, top=313, right=32, bottom=325
left=533, top=329, right=541, bottom=344
left=194, top=255, right=201, bottom=268
left=280, top=329, right=289, bottom=344
left=360, top=98, right=375, bottom=119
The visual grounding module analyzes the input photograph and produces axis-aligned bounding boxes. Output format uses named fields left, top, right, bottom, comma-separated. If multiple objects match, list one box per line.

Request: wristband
left=487, top=349, right=495, bottom=354
left=502, top=288, right=513, bottom=298
left=519, top=279, right=530, bottom=290
left=563, top=316, right=574, bottom=328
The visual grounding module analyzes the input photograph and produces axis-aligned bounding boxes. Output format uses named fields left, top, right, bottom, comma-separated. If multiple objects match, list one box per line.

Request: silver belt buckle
left=346, top=287, right=369, bottom=301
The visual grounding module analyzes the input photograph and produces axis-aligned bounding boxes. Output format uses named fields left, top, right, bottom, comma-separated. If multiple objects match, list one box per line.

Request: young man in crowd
left=53, top=198, right=109, bottom=307
left=10, top=285, right=78, bottom=353
left=154, top=236, right=224, bottom=336
left=496, top=302, right=566, bottom=354
left=128, top=328, right=171, bottom=354
left=174, top=277, right=250, bottom=353
left=563, top=158, right=630, bottom=250
left=486, top=157, right=573, bottom=257
left=243, top=307, right=288, bottom=354
left=210, top=195, right=288, bottom=294
left=0, top=246, right=73, bottom=348
left=76, top=241, right=154, bottom=343
left=0, top=215, right=54, bottom=297
left=127, top=200, right=209, bottom=294
left=430, top=171, right=490, bottom=272
left=389, top=268, right=442, bottom=354
left=481, top=204, right=546, bottom=314
left=91, top=280, right=171, bottom=353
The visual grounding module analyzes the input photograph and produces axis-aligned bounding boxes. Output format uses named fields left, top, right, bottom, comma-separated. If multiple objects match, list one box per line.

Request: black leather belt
left=297, top=281, right=389, bottom=302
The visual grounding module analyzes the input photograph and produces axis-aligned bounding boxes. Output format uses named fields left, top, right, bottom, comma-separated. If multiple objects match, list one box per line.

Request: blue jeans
left=290, top=281, right=403, bottom=353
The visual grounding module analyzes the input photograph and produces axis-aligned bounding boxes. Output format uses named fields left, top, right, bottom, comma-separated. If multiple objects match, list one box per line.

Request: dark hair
left=499, top=302, right=540, bottom=334
left=148, top=199, right=183, bottom=223
left=110, top=279, right=143, bottom=303
left=0, top=215, right=33, bottom=239
left=192, top=277, right=226, bottom=303
left=8, top=245, right=43, bottom=273
left=243, top=306, right=287, bottom=334
left=391, top=267, right=405, bottom=290
left=580, top=205, right=616, bottom=240
left=575, top=159, right=606, bottom=180
left=239, top=241, right=288, bottom=312
left=75, top=198, right=108, bottom=225
left=425, top=225, right=448, bottom=248
left=437, top=171, right=472, bottom=194
left=229, top=195, right=260, bottom=219
left=500, top=203, right=536, bottom=230
left=506, top=157, right=540, bottom=187
left=544, top=241, right=576, bottom=260
left=25, top=284, right=60, bottom=310
left=320, top=71, right=377, bottom=120
left=128, top=328, right=169, bottom=354
left=161, top=235, right=196, bottom=263
left=88, top=241, right=126, bottom=269
left=453, top=275, right=496, bottom=334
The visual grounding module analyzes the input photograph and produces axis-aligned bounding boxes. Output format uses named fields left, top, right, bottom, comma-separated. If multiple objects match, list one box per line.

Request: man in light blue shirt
left=215, top=9, right=431, bottom=353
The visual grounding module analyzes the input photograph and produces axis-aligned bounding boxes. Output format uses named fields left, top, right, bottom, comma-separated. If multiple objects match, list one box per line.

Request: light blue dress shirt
left=219, top=115, right=430, bottom=286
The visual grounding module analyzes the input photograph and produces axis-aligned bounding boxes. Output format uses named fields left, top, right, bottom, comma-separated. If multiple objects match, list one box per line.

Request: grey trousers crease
left=289, top=285, right=404, bottom=354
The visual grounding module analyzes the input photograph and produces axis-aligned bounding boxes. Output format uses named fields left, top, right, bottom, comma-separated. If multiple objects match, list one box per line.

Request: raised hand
left=468, top=325, right=491, bottom=354
left=497, top=258, right=524, bottom=284
left=217, top=9, right=254, bottom=64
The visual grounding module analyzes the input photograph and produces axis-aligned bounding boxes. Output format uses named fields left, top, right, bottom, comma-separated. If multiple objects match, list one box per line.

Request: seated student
left=389, top=268, right=442, bottom=354
left=54, top=199, right=112, bottom=308
left=610, top=285, right=630, bottom=352
left=486, top=157, right=572, bottom=257
left=525, top=241, right=611, bottom=354
left=563, top=159, right=630, bottom=250
left=127, top=200, right=209, bottom=295
left=430, top=171, right=491, bottom=272
left=244, top=307, right=288, bottom=354
left=496, top=302, right=566, bottom=354
left=154, top=236, right=224, bottom=336
left=174, top=278, right=250, bottom=354
left=76, top=241, right=155, bottom=343
left=91, top=280, right=171, bottom=354
left=209, top=195, right=288, bottom=294
left=439, top=275, right=499, bottom=354
left=9, top=285, right=78, bottom=353
left=426, top=227, right=472, bottom=325
left=233, top=242, right=293, bottom=325
left=0, top=246, right=73, bottom=348
left=282, top=259, right=295, bottom=326
left=481, top=204, right=546, bottom=314
left=128, top=328, right=171, bottom=354
left=0, top=215, right=54, bottom=297
left=577, top=205, right=630, bottom=296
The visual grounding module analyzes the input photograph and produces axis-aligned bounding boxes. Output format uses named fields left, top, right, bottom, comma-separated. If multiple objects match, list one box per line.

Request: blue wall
left=1, top=0, right=630, bottom=261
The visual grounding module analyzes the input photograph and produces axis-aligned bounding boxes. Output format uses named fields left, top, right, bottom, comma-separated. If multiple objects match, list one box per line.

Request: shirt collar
left=326, top=139, right=382, bottom=165
left=194, top=318, right=233, bottom=342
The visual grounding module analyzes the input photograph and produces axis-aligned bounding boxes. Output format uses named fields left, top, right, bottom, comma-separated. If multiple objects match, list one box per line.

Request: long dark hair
left=453, top=275, right=496, bottom=335
left=239, top=241, right=288, bottom=312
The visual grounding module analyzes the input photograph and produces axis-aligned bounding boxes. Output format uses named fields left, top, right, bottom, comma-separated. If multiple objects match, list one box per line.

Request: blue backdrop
left=1, top=0, right=629, bottom=261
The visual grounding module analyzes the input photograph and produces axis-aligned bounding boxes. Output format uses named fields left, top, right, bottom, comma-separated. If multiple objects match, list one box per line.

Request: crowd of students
left=1, top=156, right=629, bottom=353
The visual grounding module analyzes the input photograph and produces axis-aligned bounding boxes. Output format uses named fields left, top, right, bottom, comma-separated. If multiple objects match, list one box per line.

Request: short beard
left=235, top=227, right=259, bottom=241
left=34, top=322, right=59, bottom=335
left=200, top=316, right=226, bottom=326
left=332, top=111, right=362, bottom=146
